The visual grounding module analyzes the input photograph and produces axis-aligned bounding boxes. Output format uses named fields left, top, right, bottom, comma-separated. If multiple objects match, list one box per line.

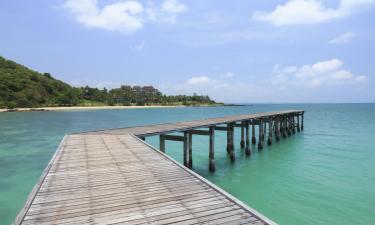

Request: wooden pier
left=14, top=110, right=304, bottom=225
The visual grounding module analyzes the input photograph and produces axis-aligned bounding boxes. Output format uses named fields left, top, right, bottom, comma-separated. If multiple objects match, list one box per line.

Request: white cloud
left=220, top=72, right=234, bottom=79
left=271, top=59, right=367, bottom=88
left=312, top=58, right=343, bottom=72
left=329, top=32, right=358, bottom=44
left=355, top=75, right=368, bottom=82
left=146, top=0, right=187, bottom=24
left=187, top=76, right=211, bottom=85
left=64, top=0, right=187, bottom=33
left=70, top=79, right=122, bottom=89
left=159, top=66, right=370, bottom=103
left=161, top=0, right=187, bottom=14
left=64, top=0, right=144, bottom=33
left=159, top=73, right=256, bottom=102
left=253, top=0, right=375, bottom=26
left=186, top=73, right=234, bottom=87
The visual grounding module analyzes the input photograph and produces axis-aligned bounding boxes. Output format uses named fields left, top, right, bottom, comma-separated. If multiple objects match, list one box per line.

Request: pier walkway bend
left=14, top=110, right=304, bottom=225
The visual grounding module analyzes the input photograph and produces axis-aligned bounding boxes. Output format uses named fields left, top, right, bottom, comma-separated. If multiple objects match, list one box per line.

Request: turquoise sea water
left=0, top=104, right=374, bottom=225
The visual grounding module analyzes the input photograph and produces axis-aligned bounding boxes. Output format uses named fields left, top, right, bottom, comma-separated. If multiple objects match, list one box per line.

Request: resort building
left=112, top=85, right=162, bottom=103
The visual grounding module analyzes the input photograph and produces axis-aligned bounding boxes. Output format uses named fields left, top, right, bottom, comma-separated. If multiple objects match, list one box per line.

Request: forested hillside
left=0, top=56, right=81, bottom=108
left=0, top=56, right=218, bottom=108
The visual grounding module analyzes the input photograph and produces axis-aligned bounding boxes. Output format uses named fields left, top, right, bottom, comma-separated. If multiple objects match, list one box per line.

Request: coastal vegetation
left=0, top=56, right=219, bottom=109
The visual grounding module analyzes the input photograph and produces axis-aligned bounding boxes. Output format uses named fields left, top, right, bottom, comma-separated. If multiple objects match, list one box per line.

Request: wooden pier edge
left=12, top=135, right=68, bottom=225
left=132, top=134, right=278, bottom=225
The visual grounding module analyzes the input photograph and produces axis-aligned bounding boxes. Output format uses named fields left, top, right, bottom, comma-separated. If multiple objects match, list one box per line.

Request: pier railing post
left=160, top=135, right=165, bottom=152
left=258, top=119, right=264, bottom=150
left=240, top=122, right=245, bottom=148
left=252, top=121, right=256, bottom=144
left=267, top=118, right=273, bottom=145
left=209, top=126, right=215, bottom=172
left=245, top=121, right=251, bottom=156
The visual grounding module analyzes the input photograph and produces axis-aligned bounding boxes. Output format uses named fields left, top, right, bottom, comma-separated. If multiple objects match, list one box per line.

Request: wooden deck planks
left=13, top=111, right=306, bottom=225
left=19, top=134, right=276, bottom=225
left=15, top=134, right=274, bottom=225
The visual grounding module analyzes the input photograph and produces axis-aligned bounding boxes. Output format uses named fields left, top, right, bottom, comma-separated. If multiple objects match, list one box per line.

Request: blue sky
left=0, top=0, right=374, bottom=103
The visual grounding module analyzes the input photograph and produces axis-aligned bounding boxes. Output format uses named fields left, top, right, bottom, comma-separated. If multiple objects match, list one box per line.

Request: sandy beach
left=0, top=105, right=185, bottom=113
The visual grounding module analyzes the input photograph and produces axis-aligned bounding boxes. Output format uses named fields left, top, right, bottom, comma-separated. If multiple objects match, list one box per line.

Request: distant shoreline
left=0, top=104, right=234, bottom=113
left=0, top=105, right=186, bottom=113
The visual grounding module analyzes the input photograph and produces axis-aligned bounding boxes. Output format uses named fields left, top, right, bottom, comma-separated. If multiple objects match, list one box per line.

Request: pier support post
left=226, top=123, right=235, bottom=162
left=258, top=120, right=264, bottom=150
left=297, top=114, right=301, bottom=132
left=262, top=122, right=266, bottom=141
left=183, top=132, right=188, bottom=166
left=240, top=122, right=245, bottom=148
left=275, top=117, right=280, bottom=141
left=159, top=135, right=165, bottom=152
left=252, top=122, right=256, bottom=144
left=287, top=115, right=292, bottom=136
left=209, top=126, right=215, bottom=172
left=274, top=119, right=278, bottom=134
left=267, top=118, right=273, bottom=145
left=282, top=116, right=287, bottom=138
left=290, top=114, right=296, bottom=134
left=301, top=112, right=304, bottom=131
left=183, top=131, right=191, bottom=167
left=245, top=121, right=251, bottom=156
left=226, top=124, right=230, bottom=153
left=188, top=132, right=193, bottom=168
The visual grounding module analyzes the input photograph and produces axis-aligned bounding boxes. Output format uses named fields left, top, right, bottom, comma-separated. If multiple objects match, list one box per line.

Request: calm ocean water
left=0, top=104, right=374, bottom=225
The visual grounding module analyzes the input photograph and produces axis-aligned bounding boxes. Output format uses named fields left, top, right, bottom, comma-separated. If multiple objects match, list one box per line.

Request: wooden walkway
left=14, top=110, right=305, bottom=225
left=84, top=110, right=303, bottom=137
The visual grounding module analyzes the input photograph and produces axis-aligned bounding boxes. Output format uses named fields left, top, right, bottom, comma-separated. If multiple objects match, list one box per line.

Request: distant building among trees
left=110, top=85, right=162, bottom=105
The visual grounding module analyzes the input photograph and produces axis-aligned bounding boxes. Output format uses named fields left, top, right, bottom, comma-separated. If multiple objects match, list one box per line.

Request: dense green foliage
left=0, top=56, right=218, bottom=108
left=0, top=56, right=81, bottom=108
